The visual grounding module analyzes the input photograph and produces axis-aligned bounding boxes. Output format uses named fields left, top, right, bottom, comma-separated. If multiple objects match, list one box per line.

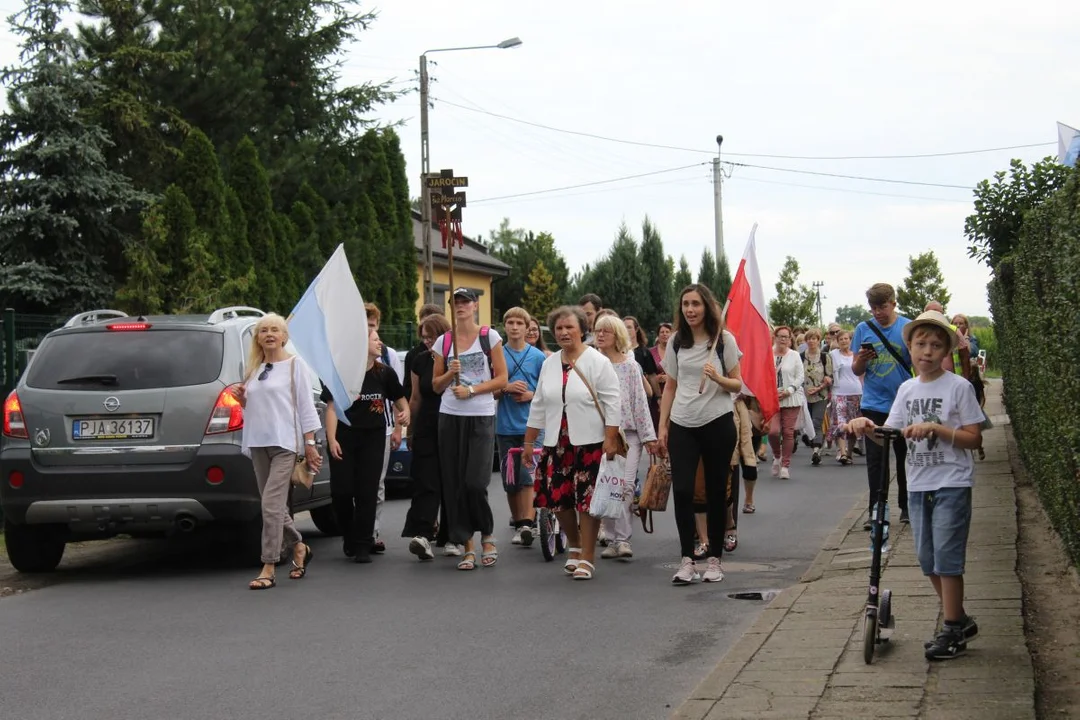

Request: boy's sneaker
left=925, top=616, right=979, bottom=648
left=900, top=510, right=910, bottom=524
left=672, top=557, right=698, bottom=585
left=924, top=627, right=967, bottom=660
left=511, top=528, right=523, bottom=545
left=444, top=543, right=463, bottom=557
left=598, top=528, right=609, bottom=547
left=408, top=536, right=435, bottom=561
left=811, top=449, right=821, bottom=466
left=371, top=538, right=386, bottom=554
left=519, top=525, right=535, bottom=547
left=701, top=557, right=724, bottom=583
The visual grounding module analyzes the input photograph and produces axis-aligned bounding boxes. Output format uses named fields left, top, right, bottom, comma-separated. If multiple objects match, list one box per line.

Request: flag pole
left=445, top=204, right=459, bottom=384
left=699, top=299, right=731, bottom=394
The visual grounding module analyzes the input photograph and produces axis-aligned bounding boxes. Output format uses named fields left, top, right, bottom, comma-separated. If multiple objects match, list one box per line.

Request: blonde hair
left=502, top=306, right=531, bottom=325
left=594, top=313, right=630, bottom=353
left=245, top=313, right=290, bottom=380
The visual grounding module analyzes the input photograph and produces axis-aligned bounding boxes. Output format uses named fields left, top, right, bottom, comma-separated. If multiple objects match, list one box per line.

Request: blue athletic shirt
left=496, top=343, right=546, bottom=435
left=852, top=316, right=912, bottom=413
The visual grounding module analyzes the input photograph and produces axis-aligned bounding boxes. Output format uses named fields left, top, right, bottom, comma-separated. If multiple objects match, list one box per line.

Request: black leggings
left=329, top=426, right=386, bottom=551
left=669, top=413, right=737, bottom=559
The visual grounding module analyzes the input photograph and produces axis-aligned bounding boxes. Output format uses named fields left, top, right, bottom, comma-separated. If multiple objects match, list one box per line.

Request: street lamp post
left=419, top=37, right=522, bottom=305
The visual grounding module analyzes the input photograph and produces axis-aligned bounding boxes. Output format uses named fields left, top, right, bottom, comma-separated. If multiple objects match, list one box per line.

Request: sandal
left=692, top=541, right=709, bottom=561
left=564, top=547, right=583, bottom=575
left=481, top=537, right=498, bottom=568
left=288, top=544, right=313, bottom=580
left=457, top=552, right=477, bottom=571
left=249, top=576, right=276, bottom=590
left=724, top=532, right=738, bottom=553
left=742, top=503, right=756, bottom=514
left=572, top=559, right=595, bottom=580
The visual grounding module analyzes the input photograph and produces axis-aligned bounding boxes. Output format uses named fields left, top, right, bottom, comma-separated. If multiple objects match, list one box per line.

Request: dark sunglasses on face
left=258, top=363, right=274, bottom=381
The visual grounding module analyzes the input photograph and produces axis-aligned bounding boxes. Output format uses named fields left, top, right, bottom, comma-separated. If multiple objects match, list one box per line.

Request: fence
left=1, top=309, right=67, bottom=398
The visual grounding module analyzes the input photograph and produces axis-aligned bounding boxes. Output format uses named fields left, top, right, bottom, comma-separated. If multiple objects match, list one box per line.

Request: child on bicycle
left=844, top=310, right=985, bottom=660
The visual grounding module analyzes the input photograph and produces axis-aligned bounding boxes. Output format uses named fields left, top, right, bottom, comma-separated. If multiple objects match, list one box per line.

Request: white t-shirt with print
left=885, top=372, right=984, bottom=492
left=433, top=329, right=502, bottom=417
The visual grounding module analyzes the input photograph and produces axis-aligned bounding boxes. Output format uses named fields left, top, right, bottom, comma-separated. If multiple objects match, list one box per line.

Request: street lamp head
left=497, top=37, right=523, bottom=49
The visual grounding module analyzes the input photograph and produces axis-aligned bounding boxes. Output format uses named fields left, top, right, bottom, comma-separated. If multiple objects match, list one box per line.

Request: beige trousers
left=250, top=446, right=302, bottom=565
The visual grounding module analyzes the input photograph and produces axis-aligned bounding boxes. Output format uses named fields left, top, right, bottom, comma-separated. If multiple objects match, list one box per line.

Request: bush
left=988, top=166, right=1080, bottom=568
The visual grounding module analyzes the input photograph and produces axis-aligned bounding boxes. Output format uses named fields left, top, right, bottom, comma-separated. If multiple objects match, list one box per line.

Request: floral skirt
left=829, top=394, right=862, bottom=440
left=533, top=412, right=603, bottom=513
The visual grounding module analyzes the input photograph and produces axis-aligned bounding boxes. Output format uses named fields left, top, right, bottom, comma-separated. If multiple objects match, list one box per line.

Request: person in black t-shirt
left=402, top=304, right=444, bottom=401
left=323, top=329, right=409, bottom=563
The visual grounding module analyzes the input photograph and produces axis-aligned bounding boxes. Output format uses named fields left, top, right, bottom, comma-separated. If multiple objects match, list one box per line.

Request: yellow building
left=412, top=211, right=510, bottom=326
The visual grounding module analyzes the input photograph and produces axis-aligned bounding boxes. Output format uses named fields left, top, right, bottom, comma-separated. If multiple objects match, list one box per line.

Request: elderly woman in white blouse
left=523, top=306, right=622, bottom=581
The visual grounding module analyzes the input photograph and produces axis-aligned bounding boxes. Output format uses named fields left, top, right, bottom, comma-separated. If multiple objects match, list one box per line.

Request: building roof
left=411, top=210, right=510, bottom=277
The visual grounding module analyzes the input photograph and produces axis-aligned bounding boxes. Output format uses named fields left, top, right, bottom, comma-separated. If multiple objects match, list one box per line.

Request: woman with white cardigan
left=769, top=326, right=805, bottom=479
left=523, top=305, right=622, bottom=581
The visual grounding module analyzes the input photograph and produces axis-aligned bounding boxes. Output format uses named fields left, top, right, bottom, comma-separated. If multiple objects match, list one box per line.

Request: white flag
left=1057, top=122, right=1080, bottom=167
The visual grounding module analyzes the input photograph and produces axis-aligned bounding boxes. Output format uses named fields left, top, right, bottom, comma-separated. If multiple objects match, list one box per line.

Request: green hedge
left=988, top=167, right=1080, bottom=567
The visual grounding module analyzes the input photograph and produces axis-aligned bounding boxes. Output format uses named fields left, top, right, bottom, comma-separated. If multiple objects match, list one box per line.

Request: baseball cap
left=451, top=287, right=478, bottom=302
left=902, top=310, right=958, bottom=351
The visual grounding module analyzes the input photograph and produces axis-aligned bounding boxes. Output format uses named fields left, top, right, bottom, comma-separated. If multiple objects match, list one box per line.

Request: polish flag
left=724, top=224, right=779, bottom=424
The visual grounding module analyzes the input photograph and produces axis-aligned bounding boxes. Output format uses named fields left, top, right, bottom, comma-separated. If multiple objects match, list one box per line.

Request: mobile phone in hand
left=860, top=342, right=875, bottom=352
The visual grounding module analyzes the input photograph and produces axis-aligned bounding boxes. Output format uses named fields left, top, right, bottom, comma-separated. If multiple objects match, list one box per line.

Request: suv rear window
left=25, top=329, right=225, bottom=390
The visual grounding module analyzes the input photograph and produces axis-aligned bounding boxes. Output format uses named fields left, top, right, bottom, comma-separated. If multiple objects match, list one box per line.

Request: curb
left=670, top=487, right=874, bottom=720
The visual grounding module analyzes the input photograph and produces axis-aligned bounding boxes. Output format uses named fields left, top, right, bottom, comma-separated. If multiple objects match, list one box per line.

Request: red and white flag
left=724, top=224, right=779, bottom=424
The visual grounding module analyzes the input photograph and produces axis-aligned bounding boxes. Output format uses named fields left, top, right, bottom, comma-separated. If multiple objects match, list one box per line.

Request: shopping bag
left=588, top=454, right=629, bottom=520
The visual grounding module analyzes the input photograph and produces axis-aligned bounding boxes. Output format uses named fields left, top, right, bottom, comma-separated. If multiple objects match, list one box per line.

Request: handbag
left=289, top=359, right=315, bottom=489
left=588, top=454, right=630, bottom=520
left=569, top=361, right=629, bottom=456
left=637, top=455, right=671, bottom=531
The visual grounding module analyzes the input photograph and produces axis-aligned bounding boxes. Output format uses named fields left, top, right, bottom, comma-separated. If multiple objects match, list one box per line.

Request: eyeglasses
left=258, top=363, right=274, bottom=381
left=776, top=335, right=791, bottom=341
left=594, top=328, right=613, bottom=335
left=828, top=330, right=838, bottom=335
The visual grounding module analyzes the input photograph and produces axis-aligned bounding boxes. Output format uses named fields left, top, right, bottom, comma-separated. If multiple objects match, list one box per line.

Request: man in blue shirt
left=852, top=283, right=912, bottom=525
left=495, top=307, right=547, bottom=546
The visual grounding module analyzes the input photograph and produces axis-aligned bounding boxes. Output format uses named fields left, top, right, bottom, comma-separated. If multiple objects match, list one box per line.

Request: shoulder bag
left=865, top=322, right=914, bottom=377
left=289, top=358, right=315, bottom=489
left=569, top=360, right=629, bottom=456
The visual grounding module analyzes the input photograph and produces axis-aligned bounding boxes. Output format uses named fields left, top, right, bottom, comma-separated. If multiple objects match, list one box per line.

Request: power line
left=729, top=174, right=971, bottom=203
left=727, top=161, right=973, bottom=190
left=467, top=175, right=707, bottom=207
left=469, top=163, right=708, bottom=204
left=430, top=94, right=1053, bottom=161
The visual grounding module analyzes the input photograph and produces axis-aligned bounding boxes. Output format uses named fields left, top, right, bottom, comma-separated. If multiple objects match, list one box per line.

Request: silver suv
left=0, top=306, right=338, bottom=572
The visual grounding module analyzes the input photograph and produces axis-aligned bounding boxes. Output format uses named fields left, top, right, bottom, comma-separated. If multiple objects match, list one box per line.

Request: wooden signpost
left=426, top=168, right=468, bottom=363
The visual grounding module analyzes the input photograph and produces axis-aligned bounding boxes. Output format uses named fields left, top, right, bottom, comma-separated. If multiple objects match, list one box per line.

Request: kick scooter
left=507, top=447, right=566, bottom=562
left=863, top=426, right=903, bottom=664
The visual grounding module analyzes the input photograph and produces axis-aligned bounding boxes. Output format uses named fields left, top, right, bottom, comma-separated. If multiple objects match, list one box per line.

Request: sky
left=2, top=0, right=1078, bottom=323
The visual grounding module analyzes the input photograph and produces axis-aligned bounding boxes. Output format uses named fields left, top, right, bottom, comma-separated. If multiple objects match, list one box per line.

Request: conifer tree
left=523, top=260, right=560, bottom=321
left=116, top=202, right=170, bottom=315
left=227, top=136, right=280, bottom=310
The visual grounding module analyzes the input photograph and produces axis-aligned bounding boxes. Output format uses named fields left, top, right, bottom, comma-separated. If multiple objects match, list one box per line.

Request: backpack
left=441, top=326, right=493, bottom=372
left=671, top=331, right=726, bottom=375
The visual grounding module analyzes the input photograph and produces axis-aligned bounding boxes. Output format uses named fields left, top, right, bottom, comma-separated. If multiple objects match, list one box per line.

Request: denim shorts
left=908, top=487, right=972, bottom=576
left=497, top=434, right=541, bottom=491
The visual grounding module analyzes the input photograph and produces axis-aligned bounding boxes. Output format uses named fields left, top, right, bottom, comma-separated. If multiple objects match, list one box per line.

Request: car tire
left=308, top=504, right=341, bottom=537
left=4, top=523, right=66, bottom=573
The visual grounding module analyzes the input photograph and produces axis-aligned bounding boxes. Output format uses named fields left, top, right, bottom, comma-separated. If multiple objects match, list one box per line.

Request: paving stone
left=687, top=663, right=744, bottom=700
left=669, top=698, right=715, bottom=720
left=814, top=699, right=921, bottom=716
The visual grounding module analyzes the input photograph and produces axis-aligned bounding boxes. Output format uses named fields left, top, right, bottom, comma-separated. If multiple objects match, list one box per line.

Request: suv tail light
left=206, top=385, right=244, bottom=435
left=3, top=390, right=28, bottom=439
left=107, top=322, right=152, bottom=331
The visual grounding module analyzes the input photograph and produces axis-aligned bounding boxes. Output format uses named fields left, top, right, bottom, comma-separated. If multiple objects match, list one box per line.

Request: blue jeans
left=908, top=487, right=972, bottom=576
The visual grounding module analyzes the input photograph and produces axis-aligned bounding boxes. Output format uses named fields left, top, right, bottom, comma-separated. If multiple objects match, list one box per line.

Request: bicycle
left=863, top=426, right=902, bottom=664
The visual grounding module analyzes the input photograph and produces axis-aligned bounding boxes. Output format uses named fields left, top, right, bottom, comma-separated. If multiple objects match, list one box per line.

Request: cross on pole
left=426, top=168, right=468, bottom=364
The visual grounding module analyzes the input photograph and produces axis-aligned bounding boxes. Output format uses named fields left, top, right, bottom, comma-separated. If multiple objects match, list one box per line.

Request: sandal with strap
left=572, top=559, right=595, bottom=580
left=564, top=547, right=583, bottom=575
left=288, top=544, right=313, bottom=580
left=742, top=503, right=756, bottom=514
left=724, top=532, right=738, bottom=553
left=457, top=552, right=477, bottom=571
left=481, top=538, right=498, bottom=568
left=249, top=576, right=276, bottom=590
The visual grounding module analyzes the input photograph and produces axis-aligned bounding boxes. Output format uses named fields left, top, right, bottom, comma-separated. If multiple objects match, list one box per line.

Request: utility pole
left=712, top=134, right=725, bottom=264
left=812, top=281, right=825, bottom=327
left=419, top=53, right=433, bottom=304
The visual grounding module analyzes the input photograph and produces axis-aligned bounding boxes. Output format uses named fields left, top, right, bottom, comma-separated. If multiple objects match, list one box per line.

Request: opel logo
left=34, top=428, right=51, bottom=447
left=103, top=396, right=121, bottom=412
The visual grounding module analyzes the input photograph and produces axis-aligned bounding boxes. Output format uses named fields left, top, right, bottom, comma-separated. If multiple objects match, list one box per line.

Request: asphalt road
left=0, top=452, right=869, bottom=720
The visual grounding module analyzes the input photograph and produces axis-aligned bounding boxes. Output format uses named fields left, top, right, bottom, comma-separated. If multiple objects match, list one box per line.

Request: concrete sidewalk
left=673, top=380, right=1035, bottom=720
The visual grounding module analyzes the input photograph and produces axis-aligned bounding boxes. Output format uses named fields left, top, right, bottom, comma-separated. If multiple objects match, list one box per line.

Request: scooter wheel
left=539, top=509, right=557, bottom=562
left=863, top=611, right=878, bottom=664
left=879, top=589, right=893, bottom=634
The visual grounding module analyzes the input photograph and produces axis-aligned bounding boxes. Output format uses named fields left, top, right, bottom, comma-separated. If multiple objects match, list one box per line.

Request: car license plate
left=72, top=417, right=155, bottom=440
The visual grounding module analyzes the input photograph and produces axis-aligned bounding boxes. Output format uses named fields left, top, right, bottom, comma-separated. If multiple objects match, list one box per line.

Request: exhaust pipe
left=175, top=513, right=198, bottom=533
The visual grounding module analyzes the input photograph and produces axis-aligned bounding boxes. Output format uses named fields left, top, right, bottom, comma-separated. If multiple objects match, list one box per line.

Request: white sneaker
left=616, top=541, right=634, bottom=558
left=672, top=557, right=698, bottom=585
left=511, top=528, right=523, bottom=545
left=597, top=528, right=609, bottom=547
left=702, top=556, right=724, bottom=583
left=408, top=536, right=434, bottom=560
left=444, top=543, right=463, bottom=557
left=519, top=525, right=535, bottom=547
left=601, top=544, right=619, bottom=559
left=771, top=459, right=781, bottom=477
left=779, top=467, right=791, bottom=480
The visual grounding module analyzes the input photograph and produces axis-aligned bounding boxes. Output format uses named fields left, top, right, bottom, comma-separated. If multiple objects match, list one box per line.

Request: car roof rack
left=62, top=309, right=129, bottom=328
left=207, top=306, right=266, bottom=324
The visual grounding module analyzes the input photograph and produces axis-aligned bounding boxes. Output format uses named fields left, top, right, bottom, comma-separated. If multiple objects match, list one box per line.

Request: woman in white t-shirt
left=827, top=330, right=863, bottom=465
left=431, top=288, right=508, bottom=570
left=657, top=284, right=743, bottom=586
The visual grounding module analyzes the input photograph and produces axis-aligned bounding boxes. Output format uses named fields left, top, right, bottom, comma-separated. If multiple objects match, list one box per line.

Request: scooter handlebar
left=873, top=426, right=904, bottom=440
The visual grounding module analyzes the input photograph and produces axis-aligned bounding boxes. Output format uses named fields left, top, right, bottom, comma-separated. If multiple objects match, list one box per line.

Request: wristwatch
left=305, top=439, right=316, bottom=447
left=468, top=386, right=475, bottom=398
